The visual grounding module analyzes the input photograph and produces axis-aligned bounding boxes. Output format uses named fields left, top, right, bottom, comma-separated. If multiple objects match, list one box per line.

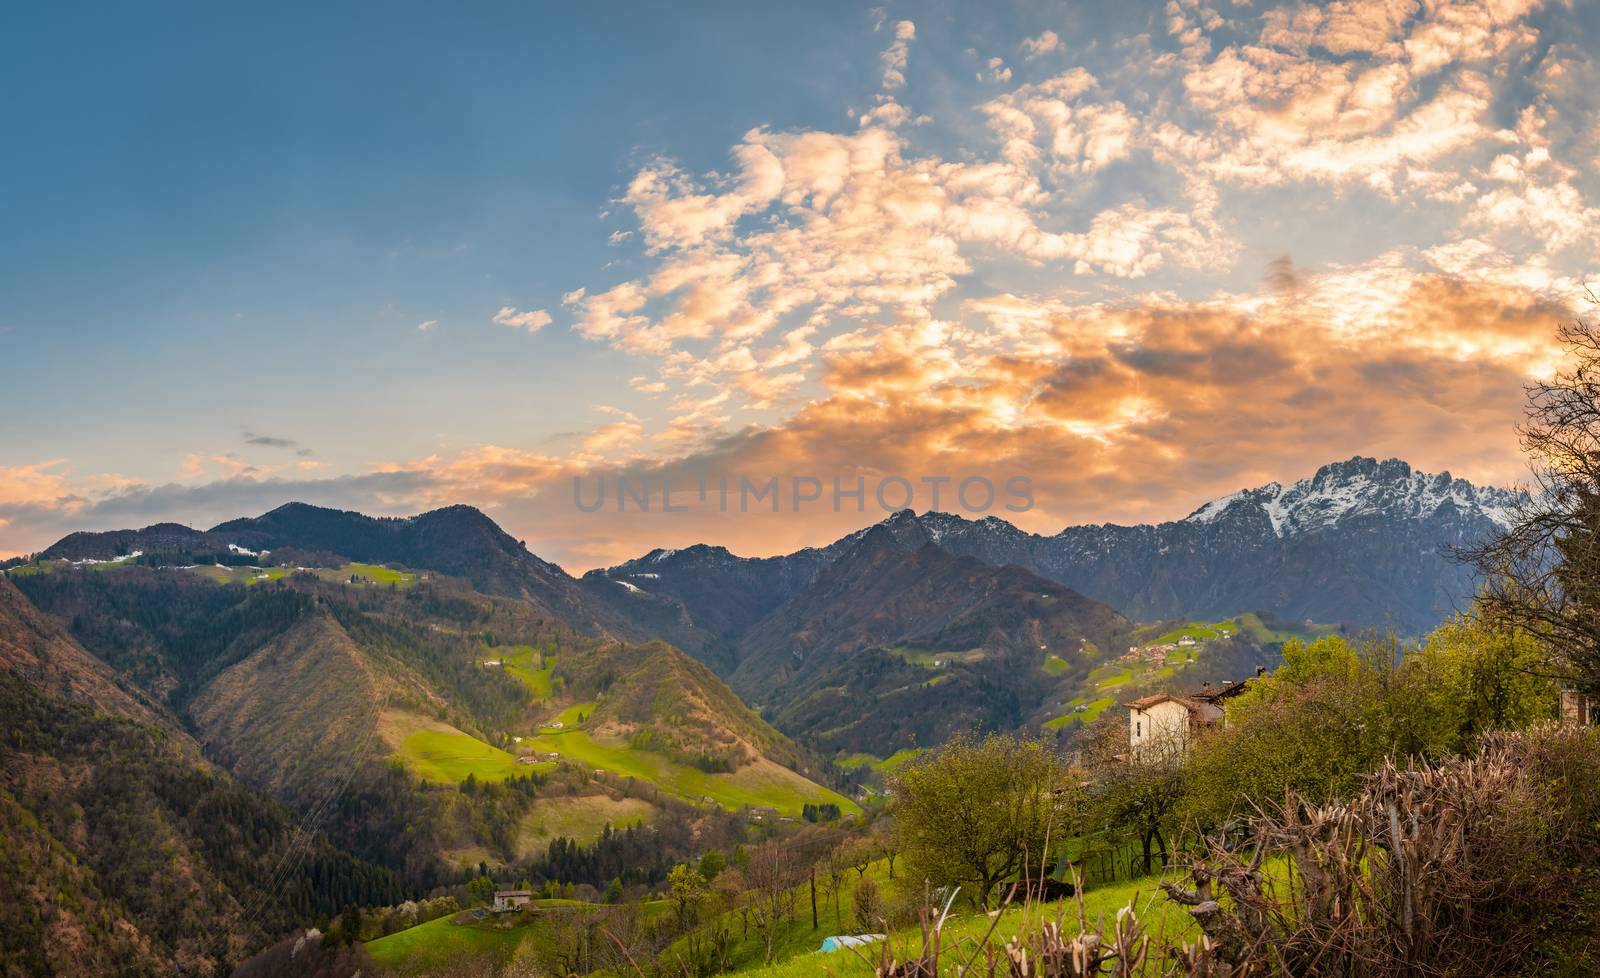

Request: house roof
left=494, top=890, right=533, bottom=897
left=1122, top=693, right=1205, bottom=712
left=1192, top=678, right=1252, bottom=704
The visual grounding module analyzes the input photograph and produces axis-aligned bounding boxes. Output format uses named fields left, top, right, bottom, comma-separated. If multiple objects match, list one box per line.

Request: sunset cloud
left=492, top=306, right=552, bottom=332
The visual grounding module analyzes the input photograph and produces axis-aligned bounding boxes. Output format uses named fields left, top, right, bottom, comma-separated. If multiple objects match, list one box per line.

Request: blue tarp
left=819, top=934, right=884, bottom=953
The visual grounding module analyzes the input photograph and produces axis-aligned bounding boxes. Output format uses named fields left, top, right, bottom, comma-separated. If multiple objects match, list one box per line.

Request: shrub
left=852, top=877, right=882, bottom=930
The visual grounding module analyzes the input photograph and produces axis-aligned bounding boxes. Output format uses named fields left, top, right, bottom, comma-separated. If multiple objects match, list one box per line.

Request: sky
left=2, top=0, right=1599, bottom=569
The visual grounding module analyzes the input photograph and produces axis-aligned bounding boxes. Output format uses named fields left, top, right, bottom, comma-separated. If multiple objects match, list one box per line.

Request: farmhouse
left=492, top=889, right=532, bottom=911
left=1561, top=688, right=1599, bottom=725
left=1123, top=671, right=1263, bottom=755
left=1122, top=694, right=1222, bottom=754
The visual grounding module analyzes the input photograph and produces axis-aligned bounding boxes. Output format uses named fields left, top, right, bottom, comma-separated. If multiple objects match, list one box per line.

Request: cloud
left=417, top=319, right=440, bottom=332
left=1020, top=30, right=1060, bottom=60
left=244, top=431, right=298, bottom=449
left=880, top=20, right=915, bottom=89
left=6, top=251, right=1581, bottom=570
left=492, top=306, right=553, bottom=332
left=11, top=0, right=1597, bottom=574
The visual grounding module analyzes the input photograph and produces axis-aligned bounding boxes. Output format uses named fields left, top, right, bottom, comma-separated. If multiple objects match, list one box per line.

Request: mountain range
left=0, top=454, right=1522, bottom=974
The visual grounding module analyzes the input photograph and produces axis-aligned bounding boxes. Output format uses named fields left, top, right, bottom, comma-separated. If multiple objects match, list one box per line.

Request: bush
left=852, top=878, right=882, bottom=930
left=1166, top=724, right=1600, bottom=977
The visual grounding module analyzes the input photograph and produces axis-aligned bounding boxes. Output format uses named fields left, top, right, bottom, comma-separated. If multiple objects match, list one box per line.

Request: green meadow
left=365, top=912, right=535, bottom=973
left=661, top=855, right=1189, bottom=978
left=493, top=643, right=559, bottom=700
left=397, top=727, right=551, bottom=784
left=525, top=705, right=857, bottom=816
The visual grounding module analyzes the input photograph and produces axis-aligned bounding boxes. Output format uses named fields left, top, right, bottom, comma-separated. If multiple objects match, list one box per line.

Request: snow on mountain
left=1182, top=458, right=1523, bottom=538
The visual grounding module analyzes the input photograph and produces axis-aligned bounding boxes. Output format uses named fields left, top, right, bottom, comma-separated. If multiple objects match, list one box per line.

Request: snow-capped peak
left=1182, top=457, right=1522, bottom=538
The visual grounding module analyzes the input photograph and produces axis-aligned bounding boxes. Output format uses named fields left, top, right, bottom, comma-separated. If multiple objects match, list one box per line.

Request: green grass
left=365, top=912, right=536, bottom=973
left=833, top=749, right=925, bottom=775
left=494, top=644, right=558, bottom=700
left=688, top=863, right=1191, bottom=978
left=190, top=564, right=294, bottom=586
left=397, top=727, right=545, bottom=784
left=518, top=793, right=656, bottom=849
left=524, top=726, right=857, bottom=816
left=185, top=560, right=415, bottom=588
left=876, top=748, right=924, bottom=774
left=370, top=900, right=677, bottom=974
left=333, top=562, right=417, bottom=587
left=6, top=557, right=140, bottom=577
left=1042, top=654, right=1071, bottom=675
left=1044, top=695, right=1115, bottom=731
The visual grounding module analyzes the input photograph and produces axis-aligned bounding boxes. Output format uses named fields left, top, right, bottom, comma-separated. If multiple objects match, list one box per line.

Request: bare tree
left=1466, top=314, right=1600, bottom=692
left=744, top=839, right=804, bottom=965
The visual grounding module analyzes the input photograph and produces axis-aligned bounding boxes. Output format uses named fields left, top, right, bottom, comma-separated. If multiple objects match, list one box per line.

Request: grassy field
left=493, top=643, right=559, bottom=700
left=526, top=725, right=858, bottom=816
left=735, top=871, right=1191, bottom=978
left=189, top=564, right=294, bottom=585
left=369, top=901, right=675, bottom=973
left=523, top=704, right=857, bottom=816
left=517, top=793, right=656, bottom=850
left=5, top=556, right=141, bottom=577
left=183, top=560, right=417, bottom=588
left=339, top=561, right=418, bottom=587
left=386, top=714, right=553, bottom=784
left=662, top=855, right=1190, bottom=978
left=833, top=748, right=925, bottom=775
left=365, top=912, right=537, bottom=973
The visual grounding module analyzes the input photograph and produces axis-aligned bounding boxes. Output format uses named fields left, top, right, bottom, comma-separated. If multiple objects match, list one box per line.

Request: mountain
left=0, top=572, right=160, bottom=721
left=0, top=575, right=405, bottom=977
left=4, top=546, right=851, bottom=883
left=211, top=502, right=608, bottom=625
left=578, top=544, right=835, bottom=672
left=727, top=513, right=1133, bottom=753
left=38, top=521, right=218, bottom=561
left=585, top=458, right=1516, bottom=644
left=917, top=457, right=1520, bottom=634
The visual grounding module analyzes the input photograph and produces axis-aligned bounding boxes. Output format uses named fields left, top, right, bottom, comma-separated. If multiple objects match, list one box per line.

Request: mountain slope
left=578, top=544, right=835, bottom=671
left=728, top=514, right=1133, bottom=753
left=188, top=611, right=408, bottom=801
left=211, top=503, right=609, bottom=626
left=920, top=457, right=1517, bottom=634
left=0, top=574, right=160, bottom=721
left=0, top=576, right=405, bottom=977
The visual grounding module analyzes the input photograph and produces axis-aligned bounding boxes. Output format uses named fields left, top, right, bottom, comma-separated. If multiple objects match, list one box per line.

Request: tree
left=1085, top=733, right=1181, bottom=872
left=852, top=877, right=883, bottom=930
left=835, top=835, right=875, bottom=879
left=1178, top=633, right=1510, bottom=827
left=666, top=863, right=707, bottom=932
left=697, top=849, right=725, bottom=880
left=1467, top=314, right=1600, bottom=694
left=1419, top=616, right=1559, bottom=746
left=744, top=840, right=803, bottom=964
left=891, top=732, right=1067, bottom=909
left=465, top=875, right=495, bottom=907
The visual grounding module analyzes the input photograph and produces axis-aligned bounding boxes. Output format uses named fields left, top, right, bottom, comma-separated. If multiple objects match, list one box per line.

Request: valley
left=0, top=456, right=1558, bottom=978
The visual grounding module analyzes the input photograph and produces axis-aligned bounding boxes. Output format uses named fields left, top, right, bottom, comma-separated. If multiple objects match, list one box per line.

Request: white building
left=1122, top=694, right=1222, bottom=755
left=493, top=889, right=532, bottom=911
left=1123, top=675, right=1258, bottom=755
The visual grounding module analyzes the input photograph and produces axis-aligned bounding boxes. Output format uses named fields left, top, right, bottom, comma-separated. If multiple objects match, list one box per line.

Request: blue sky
left=3, top=1, right=1598, bottom=567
